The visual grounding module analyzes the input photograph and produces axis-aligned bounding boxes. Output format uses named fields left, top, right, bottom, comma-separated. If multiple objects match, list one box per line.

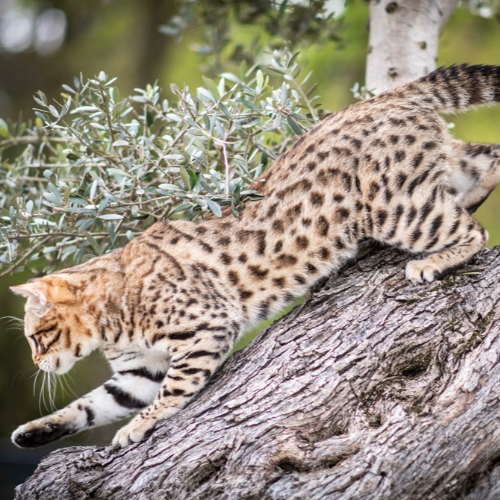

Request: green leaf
left=287, top=116, right=304, bottom=135
left=219, top=73, right=241, bottom=84
left=0, top=118, right=10, bottom=138
left=207, top=199, right=222, bottom=217
left=86, top=233, right=101, bottom=254
left=188, top=168, right=198, bottom=189
left=98, top=196, right=109, bottom=214
left=197, top=87, right=217, bottom=103
left=179, top=166, right=191, bottom=190
left=108, top=168, right=133, bottom=178
left=202, top=76, right=221, bottom=99
left=256, top=70, right=264, bottom=92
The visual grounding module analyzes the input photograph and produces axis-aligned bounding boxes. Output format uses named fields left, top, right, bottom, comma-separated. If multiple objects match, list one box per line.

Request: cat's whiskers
left=39, top=371, right=47, bottom=414
left=12, top=366, right=34, bottom=386
left=1, top=315, right=25, bottom=332
left=47, top=372, right=58, bottom=412
left=58, top=372, right=76, bottom=399
left=32, top=369, right=42, bottom=398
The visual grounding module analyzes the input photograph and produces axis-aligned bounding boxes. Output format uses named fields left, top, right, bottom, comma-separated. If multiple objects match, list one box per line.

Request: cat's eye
left=29, top=336, right=40, bottom=349
left=33, top=325, right=56, bottom=336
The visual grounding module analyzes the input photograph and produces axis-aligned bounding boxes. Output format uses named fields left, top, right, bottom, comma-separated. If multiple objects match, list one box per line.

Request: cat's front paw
left=12, top=419, right=74, bottom=448
left=112, top=416, right=156, bottom=447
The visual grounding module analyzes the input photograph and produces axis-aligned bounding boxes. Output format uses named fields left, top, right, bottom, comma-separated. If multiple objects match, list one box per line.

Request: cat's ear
left=10, top=277, right=75, bottom=305
left=10, top=281, right=49, bottom=306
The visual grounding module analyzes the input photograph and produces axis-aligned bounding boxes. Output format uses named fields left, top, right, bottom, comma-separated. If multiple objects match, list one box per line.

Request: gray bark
left=14, top=246, right=500, bottom=500
left=366, top=0, right=459, bottom=92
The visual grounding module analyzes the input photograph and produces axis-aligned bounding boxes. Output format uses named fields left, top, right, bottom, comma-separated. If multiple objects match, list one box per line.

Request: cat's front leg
left=112, top=329, right=237, bottom=447
left=12, top=367, right=162, bottom=448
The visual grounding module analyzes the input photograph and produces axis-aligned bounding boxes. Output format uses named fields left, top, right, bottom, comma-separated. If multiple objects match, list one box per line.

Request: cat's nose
left=33, top=354, right=42, bottom=366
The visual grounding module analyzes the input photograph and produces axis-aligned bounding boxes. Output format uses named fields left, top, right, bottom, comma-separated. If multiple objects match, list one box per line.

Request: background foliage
left=0, top=0, right=499, bottom=497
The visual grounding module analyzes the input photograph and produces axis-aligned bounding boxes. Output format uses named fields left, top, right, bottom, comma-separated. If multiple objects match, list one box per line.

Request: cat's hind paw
left=405, top=260, right=441, bottom=283
left=112, top=415, right=156, bottom=447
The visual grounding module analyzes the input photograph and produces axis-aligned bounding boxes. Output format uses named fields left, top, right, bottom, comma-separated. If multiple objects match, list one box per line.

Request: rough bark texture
left=366, top=0, right=459, bottom=92
left=15, top=246, right=500, bottom=500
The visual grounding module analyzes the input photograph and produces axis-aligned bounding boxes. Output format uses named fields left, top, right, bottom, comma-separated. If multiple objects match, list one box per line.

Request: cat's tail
left=403, top=64, right=500, bottom=113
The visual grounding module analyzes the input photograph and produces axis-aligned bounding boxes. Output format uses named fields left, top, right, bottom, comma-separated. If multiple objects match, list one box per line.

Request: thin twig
left=0, top=236, right=51, bottom=280
left=221, top=140, right=231, bottom=197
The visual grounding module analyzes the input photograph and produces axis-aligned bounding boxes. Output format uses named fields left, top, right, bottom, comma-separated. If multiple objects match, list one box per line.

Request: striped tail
left=408, top=64, right=500, bottom=113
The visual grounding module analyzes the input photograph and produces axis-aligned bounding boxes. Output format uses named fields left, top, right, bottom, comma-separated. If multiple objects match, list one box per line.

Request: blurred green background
left=0, top=0, right=499, bottom=497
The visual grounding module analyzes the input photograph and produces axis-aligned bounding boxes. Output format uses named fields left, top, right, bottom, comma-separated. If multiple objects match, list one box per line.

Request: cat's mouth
left=36, top=356, right=71, bottom=374
left=36, top=358, right=58, bottom=373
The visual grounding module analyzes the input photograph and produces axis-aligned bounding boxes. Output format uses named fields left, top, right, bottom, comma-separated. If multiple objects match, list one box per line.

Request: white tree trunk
left=366, top=0, right=459, bottom=92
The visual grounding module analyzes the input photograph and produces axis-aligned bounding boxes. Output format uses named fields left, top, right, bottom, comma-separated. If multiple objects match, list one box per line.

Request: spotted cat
left=10, top=64, right=500, bottom=448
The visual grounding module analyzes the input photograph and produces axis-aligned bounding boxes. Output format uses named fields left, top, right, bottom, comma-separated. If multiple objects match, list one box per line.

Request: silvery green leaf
left=256, top=70, right=264, bottom=92
left=32, top=218, right=55, bottom=226
left=78, top=218, right=95, bottom=232
left=120, top=107, right=134, bottom=118
left=89, top=180, right=98, bottom=200
left=37, top=91, right=48, bottom=105
left=86, top=233, right=101, bottom=254
left=107, top=168, right=133, bottom=178
left=98, top=197, right=108, bottom=213
left=197, top=87, right=217, bottom=103
left=219, top=73, right=241, bottom=84
left=158, top=183, right=182, bottom=191
left=72, top=106, right=100, bottom=113
left=99, top=214, right=123, bottom=220
left=287, top=116, right=303, bottom=135
left=113, top=139, right=130, bottom=147
left=62, top=84, right=75, bottom=94
left=207, top=199, right=222, bottom=217
left=202, top=76, right=220, bottom=99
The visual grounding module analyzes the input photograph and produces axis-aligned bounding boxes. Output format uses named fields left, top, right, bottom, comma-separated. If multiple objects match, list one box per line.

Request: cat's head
left=10, top=276, right=100, bottom=374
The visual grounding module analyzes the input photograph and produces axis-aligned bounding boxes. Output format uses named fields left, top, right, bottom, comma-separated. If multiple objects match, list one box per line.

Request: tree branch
left=14, top=246, right=500, bottom=499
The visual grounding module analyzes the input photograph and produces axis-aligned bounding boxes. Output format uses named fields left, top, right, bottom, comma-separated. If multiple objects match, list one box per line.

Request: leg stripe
left=104, top=383, right=145, bottom=409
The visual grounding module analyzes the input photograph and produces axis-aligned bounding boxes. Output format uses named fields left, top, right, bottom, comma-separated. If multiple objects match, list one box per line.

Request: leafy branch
left=0, top=50, right=322, bottom=277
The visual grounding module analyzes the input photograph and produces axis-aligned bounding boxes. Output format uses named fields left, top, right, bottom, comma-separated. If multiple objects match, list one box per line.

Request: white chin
left=55, top=359, right=75, bottom=374
left=38, top=357, right=74, bottom=374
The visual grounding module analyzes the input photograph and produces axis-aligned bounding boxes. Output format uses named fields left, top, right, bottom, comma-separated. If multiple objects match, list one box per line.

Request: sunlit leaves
left=0, top=49, right=320, bottom=277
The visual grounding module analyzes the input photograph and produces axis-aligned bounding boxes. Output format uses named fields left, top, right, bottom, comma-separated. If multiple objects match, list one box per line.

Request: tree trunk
left=14, top=246, right=500, bottom=500
left=366, top=0, right=459, bottom=92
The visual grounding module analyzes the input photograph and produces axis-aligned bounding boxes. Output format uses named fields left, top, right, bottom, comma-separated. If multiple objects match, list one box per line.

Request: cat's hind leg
left=372, top=177, right=488, bottom=283
left=404, top=204, right=487, bottom=282
left=397, top=184, right=488, bottom=283
left=447, top=140, right=500, bottom=213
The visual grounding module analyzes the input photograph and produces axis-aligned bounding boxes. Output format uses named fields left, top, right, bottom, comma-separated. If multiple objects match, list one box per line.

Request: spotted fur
left=10, top=64, right=500, bottom=448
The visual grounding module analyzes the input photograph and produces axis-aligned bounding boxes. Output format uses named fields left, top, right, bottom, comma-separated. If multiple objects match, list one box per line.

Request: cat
left=10, top=64, right=500, bottom=448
